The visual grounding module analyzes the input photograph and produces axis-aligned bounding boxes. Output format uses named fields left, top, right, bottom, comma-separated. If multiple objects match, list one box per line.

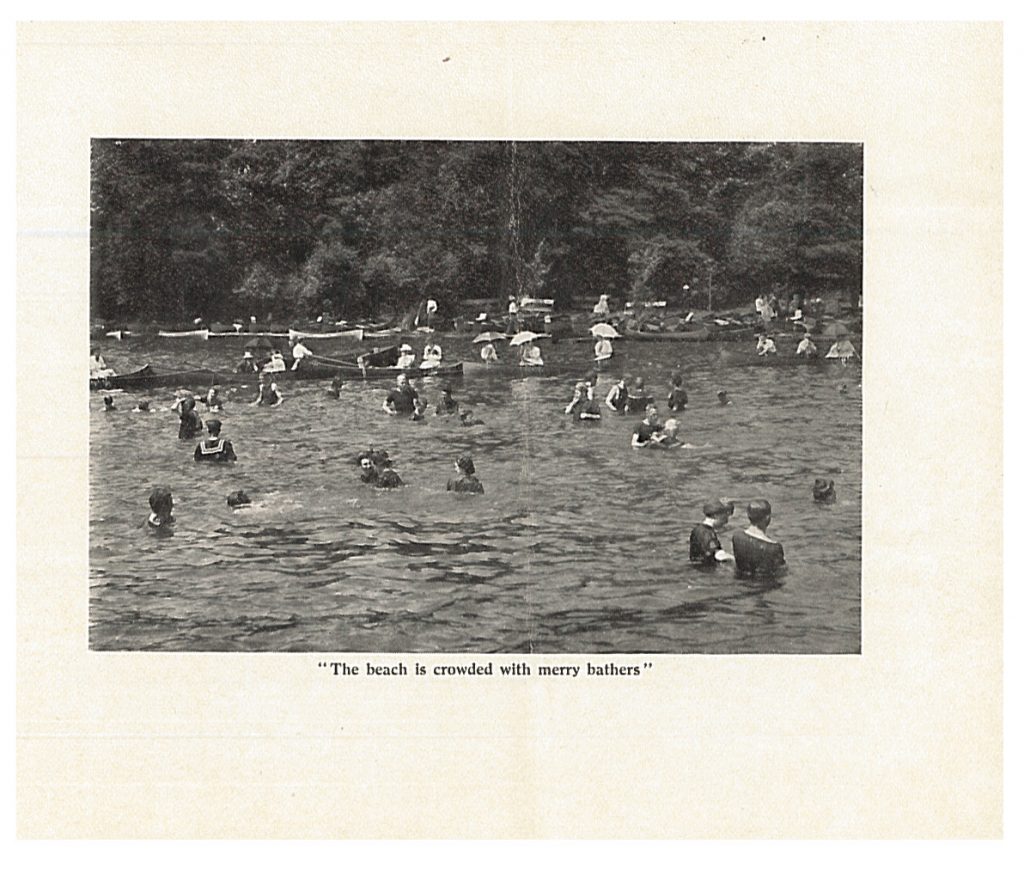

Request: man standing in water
left=382, top=373, right=419, bottom=416
left=689, top=500, right=735, bottom=565
left=630, top=404, right=666, bottom=448
left=732, top=499, right=786, bottom=576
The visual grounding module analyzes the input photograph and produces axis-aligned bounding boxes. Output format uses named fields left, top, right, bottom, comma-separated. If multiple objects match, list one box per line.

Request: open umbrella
left=822, top=321, right=850, bottom=338
left=589, top=322, right=621, bottom=339
left=509, top=331, right=549, bottom=346
left=472, top=331, right=507, bottom=344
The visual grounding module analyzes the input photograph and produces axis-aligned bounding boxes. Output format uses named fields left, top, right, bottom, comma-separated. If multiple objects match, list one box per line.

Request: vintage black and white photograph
left=89, top=139, right=863, bottom=653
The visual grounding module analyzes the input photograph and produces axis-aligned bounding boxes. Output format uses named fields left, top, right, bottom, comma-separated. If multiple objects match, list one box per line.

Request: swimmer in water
left=564, top=381, right=587, bottom=416
left=813, top=479, right=836, bottom=504
left=252, top=373, right=283, bottom=407
left=328, top=375, right=345, bottom=399
left=205, top=385, right=224, bottom=412
left=358, top=456, right=379, bottom=484
left=193, top=419, right=238, bottom=463
left=689, top=499, right=736, bottom=565
left=459, top=409, right=484, bottom=427
left=732, top=499, right=786, bottom=576
left=374, top=463, right=404, bottom=489
left=631, top=404, right=666, bottom=448
left=838, top=383, right=849, bottom=395
left=447, top=455, right=484, bottom=494
left=650, top=417, right=682, bottom=448
left=435, top=385, right=459, bottom=416
left=177, top=396, right=204, bottom=440
left=132, top=400, right=151, bottom=413
left=579, top=384, right=602, bottom=421
left=667, top=373, right=688, bottom=412
left=146, top=487, right=175, bottom=531
left=717, top=390, right=731, bottom=406
left=626, top=377, right=652, bottom=414
left=103, top=395, right=116, bottom=412
left=383, top=373, right=419, bottom=416
left=227, top=490, right=252, bottom=508
left=410, top=400, right=428, bottom=421
left=605, top=377, right=629, bottom=414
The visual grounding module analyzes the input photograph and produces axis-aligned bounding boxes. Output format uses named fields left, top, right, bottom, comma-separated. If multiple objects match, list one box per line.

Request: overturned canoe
left=90, top=365, right=229, bottom=392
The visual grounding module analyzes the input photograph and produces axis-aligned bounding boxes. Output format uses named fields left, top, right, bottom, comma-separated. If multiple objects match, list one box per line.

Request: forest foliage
left=90, top=140, right=863, bottom=323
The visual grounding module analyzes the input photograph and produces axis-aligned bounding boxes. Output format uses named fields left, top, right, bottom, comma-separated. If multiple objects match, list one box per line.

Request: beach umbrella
left=589, top=322, right=621, bottom=339
left=472, top=331, right=507, bottom=344
left=822, top=321, right=850, bottom=338
left=509, top=331, right=549, bottom=346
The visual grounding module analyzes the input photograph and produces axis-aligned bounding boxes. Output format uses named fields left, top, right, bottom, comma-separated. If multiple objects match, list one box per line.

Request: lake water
left=89, top=335, right=862, bottom=653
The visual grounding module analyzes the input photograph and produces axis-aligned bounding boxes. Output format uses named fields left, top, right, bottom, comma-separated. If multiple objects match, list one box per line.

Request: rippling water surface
left=90, top=336, right=861, bottom=653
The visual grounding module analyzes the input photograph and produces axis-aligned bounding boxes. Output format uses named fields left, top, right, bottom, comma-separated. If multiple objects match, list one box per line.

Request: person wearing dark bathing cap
left=227, top=490, right=252, bottom=507
left=103, top=395, right=116, bottom=412
left=732, top=499, right=786, bottom=576
left=146, top=487, right=175, bottom=530
left=447, top=455, right=483, bottom=494
left=813, top=479, right=836, bottom=504
left=177, top=396, right=204, bottom=440
left=717, top=390, right=731, bottom=406
left=194, top=419, right=237, bottom=462
left=435, top=385, right=460, bottom=415
left=689, top=499, right=735, bottom=565
left=667, top=373, right=688, bottom=412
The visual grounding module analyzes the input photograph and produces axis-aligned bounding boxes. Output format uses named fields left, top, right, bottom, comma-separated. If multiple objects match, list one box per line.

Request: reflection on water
left=90, top=337, right=861, bottom=652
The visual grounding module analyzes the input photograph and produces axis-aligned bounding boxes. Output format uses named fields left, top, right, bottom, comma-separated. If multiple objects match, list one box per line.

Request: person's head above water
left=747, top=499, right=773, bottom=529
left=227, top=490, right=251, bottom=507
left=717, top=390, right=729, bottom=402
left=644, top=403, right=658, bottom=420
left=206, top=419, right=222, bottom=437
left=703, top=499, right=733, bottom=523
left=359, top=457, right=374, bottom=472
left=103, top=395, right=114, bottom=407
left=396, top=373, right=409, bottom=387
left=662, top=418, right=679, bottom=439
left=149, top=486, right=173, bottom=518
left=455, top=455, right=475, bottom=475
left=634, top=377, right=645, bottom=389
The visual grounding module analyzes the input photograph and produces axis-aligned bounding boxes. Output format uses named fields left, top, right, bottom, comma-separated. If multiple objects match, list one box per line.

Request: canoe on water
left=90, top=365, right=229, bottom=391
left=620, top=326, right=713, bottom=342
left=718, top=350, right=858, bottom=368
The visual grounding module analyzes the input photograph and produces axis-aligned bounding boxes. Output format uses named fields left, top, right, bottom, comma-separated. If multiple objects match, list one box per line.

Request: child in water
left=146, top=487, right=175, bottom=531
left=447, top=455, right=484, bottom=494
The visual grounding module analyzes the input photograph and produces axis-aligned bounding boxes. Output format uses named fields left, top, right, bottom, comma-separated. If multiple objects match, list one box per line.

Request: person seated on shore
left=579, top=385, right=602, bottom=421
left=227, top=490, right=252, bottom=508
left=796, top=332, right=818, bottom=358
left=667, top=373, right=688, bottom=412
left=813, top=479, right=837, bottom=504
left=328, top=375, right=345, bottom=399
left=447, top=455, right=484, bottom=494
left=717, top=389, right=731, bottom=406
left=631, top=404, right=666, bottom=448
left=564, top=381, right=587, bottom=416
left=825, top=338, right=859, bottom=363
left=594, top=336, right=614, bottom=361
left=90, top=348, right=115, bottom=379
left=177, top=397, right=204, bottom=440
left=383, top=373, right=419, bottom=416
left=519, top=342, right=544, bottom=367
left=459, top=409, right=484, bottom=427
left=732, top=499, right=786, bottom=576
left=103, top=395, right=116, bottom=412
left=605, top=377, right=629, bottom=414
left=420, top=343, right=443, bottom=369
left=626, top=377, right=653, bottom=414
left=689, top=499, right=736, bottom=565
left=291, top=337, right=313, bottom=371
left=756, top=334, right=778, bottom=356
left=506, top=295, right=520, bottom=334
left=252, top=373, right=283, bottom=407
left=435, top=385, right=460, bottom=416
left=146, top=487, right=175, bottom=531
left=480, top=341, right=499, bottom=363
left=193, top=418, right=237, bottom=463
left=593, top=293, right=610, bottom=317
left=205, top=385, right=224, bottom=412
left=262, top=350, right=286, bottom=373
left=237, top=350, right=259, bottom=373
left=396, top=344, right=416, bottom=370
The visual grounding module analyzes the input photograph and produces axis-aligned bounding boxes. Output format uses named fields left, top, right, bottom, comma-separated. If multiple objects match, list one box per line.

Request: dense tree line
left=90, top=139, right=862, bottom=323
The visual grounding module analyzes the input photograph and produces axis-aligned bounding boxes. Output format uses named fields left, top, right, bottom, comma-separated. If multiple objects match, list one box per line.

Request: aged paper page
left=17, top=22, right=1001, bottom=837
